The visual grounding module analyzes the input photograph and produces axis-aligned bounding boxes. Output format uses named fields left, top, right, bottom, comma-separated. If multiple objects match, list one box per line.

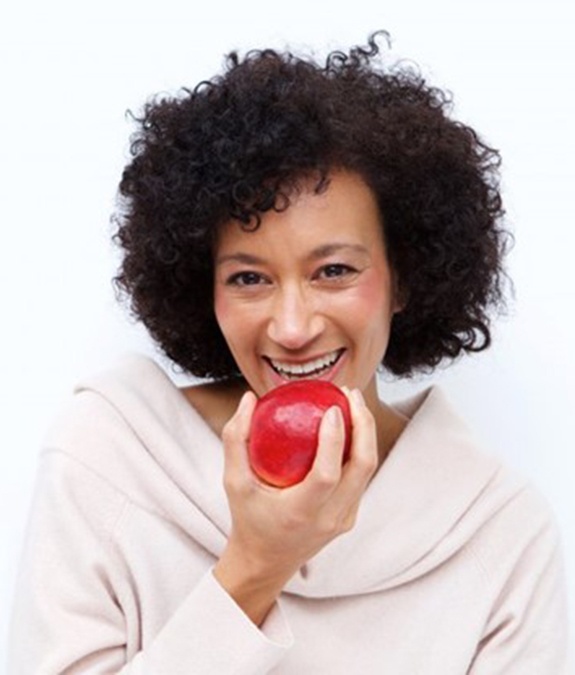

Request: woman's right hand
left=213, top=387, right=378, bottom=625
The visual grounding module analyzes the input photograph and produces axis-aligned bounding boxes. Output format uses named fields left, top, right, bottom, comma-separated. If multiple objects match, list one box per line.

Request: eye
left=316, top=263, right=357, bottom=280
left=226, top=271, right=268, bottom=286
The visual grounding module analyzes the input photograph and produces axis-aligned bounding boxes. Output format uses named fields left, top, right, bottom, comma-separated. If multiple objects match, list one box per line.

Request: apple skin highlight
left=248, top=380, right=352, bottom=487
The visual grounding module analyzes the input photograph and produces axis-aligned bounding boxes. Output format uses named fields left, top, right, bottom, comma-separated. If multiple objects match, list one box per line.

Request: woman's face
left=213, top=170, right=402, bottom=398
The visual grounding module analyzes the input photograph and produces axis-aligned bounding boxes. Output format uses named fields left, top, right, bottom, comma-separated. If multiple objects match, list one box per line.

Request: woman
left=8, top=34, right=569, bottom=673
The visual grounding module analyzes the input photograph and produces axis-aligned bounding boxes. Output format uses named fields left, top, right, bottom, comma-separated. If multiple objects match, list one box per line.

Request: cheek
left=213, top=291, right=236, bottom=340
left=354, top=280, right=384, bottom=309
left=214, top=290, right=260, bottom=348
left=343, top=271, right=393, bottom=322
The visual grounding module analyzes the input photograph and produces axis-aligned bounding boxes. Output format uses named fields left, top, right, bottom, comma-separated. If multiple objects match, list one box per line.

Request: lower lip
left=265, top=351, right=347, bottom=390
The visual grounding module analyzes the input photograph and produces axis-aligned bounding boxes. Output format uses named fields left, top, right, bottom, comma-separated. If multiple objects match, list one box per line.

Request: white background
left=1, top=0, right=573, bottom=661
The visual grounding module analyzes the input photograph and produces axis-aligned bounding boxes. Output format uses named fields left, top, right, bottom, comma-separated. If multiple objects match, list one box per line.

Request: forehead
left=215, top=171, right=384, bottom=257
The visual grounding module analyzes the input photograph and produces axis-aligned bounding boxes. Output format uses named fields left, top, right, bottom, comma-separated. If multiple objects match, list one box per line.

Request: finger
left=337, top=389, right=379, bottom=496
left=299, top=405, right=346, bottom=497
left=221, top=390, right=257, bottom=476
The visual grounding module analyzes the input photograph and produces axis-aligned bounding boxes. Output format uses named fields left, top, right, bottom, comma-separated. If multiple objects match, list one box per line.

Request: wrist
left=214, top=541, right=293, bottom=627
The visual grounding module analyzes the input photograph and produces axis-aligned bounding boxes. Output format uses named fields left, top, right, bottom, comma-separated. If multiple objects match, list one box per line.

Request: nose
left=267, top=284, right=324, bottom=350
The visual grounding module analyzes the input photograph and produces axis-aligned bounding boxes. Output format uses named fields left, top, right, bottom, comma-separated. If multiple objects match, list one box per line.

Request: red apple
left=248, top=380, right=352, bottom=487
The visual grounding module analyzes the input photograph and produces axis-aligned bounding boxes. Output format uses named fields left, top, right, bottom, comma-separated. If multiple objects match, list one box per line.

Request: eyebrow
left=215, top=243, right=370, bottom=266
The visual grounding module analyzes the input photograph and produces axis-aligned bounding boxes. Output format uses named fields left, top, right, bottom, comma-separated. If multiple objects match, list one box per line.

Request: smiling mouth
left=266, top=349, right=344, bottom=380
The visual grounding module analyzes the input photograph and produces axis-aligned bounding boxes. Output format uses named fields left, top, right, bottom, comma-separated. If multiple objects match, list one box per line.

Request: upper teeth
left=270, top=350, right=341, bottom=376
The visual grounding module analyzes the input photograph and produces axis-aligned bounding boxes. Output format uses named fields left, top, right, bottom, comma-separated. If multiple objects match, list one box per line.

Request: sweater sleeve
left=468, top=496, right=571, bottom=675
left=7, top=449, right=293, bottom=674
left=127, top=570, right=293, bottom=674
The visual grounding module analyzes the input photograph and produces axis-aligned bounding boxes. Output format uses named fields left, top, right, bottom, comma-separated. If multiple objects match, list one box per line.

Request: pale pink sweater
left=8, top=355, right=570, bottom=673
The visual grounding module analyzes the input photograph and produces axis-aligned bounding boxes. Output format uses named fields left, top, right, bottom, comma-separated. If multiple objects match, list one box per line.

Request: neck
left=362, top=376, right=408, bottom=468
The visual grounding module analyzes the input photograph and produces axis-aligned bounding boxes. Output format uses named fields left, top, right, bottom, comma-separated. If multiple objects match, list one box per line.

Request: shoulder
left=40, top=355, right=226, bottom=502
left=33, top=355, right=247, bottom=523
left=387, top=385, right=563, bottom=569
left=44, top=354, right=182, bottom=450
left=471, top=469, right=564, bottom=573
left=468, top=475, right=570, bottom=670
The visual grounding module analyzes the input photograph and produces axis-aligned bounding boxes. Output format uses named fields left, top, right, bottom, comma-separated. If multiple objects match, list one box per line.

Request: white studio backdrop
left=1, top=0, right=573, bottom=659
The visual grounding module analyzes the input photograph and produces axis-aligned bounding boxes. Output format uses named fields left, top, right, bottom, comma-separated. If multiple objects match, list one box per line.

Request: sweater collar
left=286, top=386, right=504, bottom=596
left=78, top=355, right=508, bottom=598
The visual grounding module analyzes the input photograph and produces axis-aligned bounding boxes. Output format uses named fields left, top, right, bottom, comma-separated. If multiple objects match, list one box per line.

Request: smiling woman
left=7, top=32, right=570, bottom=674
left=213, top=171, right=401, bottom=402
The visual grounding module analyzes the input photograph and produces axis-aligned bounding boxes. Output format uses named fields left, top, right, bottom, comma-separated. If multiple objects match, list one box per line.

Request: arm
left=214, top=388, right=378, bottom=626
left=468, top=503, right=571, bottom=674
left=8, top=388, right=376, bottom=673
left=7, top=449, right=292, bottom=674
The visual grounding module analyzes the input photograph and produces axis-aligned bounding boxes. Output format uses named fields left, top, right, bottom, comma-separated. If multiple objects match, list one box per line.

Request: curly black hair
left=113, top=32, right=511, bottom=380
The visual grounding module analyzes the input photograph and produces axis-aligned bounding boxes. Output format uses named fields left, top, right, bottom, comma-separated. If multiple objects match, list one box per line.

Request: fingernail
left=239, top=390, right=255, bottom=412
left=351, top=389, right=365, bottom=407
left=325, top=406, right=342, bottom=426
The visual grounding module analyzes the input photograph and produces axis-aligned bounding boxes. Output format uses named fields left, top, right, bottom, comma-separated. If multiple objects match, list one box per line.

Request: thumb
left=221, top=390, right=257, bottom=476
